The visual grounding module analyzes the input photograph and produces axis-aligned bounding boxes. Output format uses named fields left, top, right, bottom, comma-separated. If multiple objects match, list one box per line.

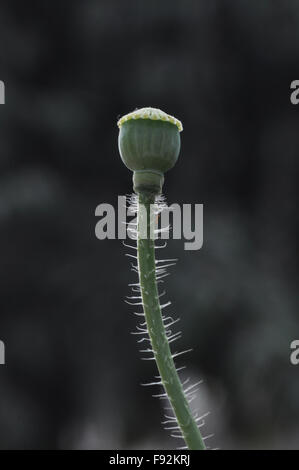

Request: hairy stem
left=137, top=192, right=205, bottom=450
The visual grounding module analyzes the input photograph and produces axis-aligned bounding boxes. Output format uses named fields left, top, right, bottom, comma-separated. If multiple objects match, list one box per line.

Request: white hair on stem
left=124, top=193, right=211, bottom=449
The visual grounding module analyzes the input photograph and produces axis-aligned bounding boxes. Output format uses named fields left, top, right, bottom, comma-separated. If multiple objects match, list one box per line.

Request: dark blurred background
left=0, top=0, right=299, bottom=449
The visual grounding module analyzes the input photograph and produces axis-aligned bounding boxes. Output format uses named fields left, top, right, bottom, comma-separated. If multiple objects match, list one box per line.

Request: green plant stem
left=137, top=192, right=205, bottom=450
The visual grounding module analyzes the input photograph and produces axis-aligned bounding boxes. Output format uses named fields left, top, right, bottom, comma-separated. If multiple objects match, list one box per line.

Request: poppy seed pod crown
left=117, top=107, right=182, bottom=194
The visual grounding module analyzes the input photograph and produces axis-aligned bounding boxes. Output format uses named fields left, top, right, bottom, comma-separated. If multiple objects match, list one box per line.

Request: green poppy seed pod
left=117, top=107, right=183, bottom=194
